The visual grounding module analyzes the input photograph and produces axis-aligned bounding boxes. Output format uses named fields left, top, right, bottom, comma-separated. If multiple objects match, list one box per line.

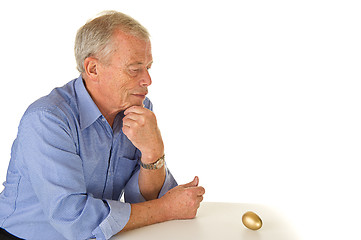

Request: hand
left=122, top=106, right=164, bottom=163
left=160, top=176, right=205, bottom=220
left=119, top=177, right=205, bottom=232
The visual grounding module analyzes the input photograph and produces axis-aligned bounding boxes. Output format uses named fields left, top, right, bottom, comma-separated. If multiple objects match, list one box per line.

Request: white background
left=1, top=1, right=360, bottom=239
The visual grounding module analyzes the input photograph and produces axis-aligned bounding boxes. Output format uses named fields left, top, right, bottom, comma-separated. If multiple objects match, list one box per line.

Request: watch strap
left=140, top=154, right=165, bottom=170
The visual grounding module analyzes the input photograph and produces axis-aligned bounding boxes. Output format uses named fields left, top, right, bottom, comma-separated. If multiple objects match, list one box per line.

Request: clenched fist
left=160, top=176, right=206, bottom=220
left=122, top=106, right=164, bottom=163
left=120, top=176, right=206, bottom=232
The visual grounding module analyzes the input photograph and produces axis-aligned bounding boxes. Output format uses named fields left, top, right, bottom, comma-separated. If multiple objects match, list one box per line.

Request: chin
left=126, top=102, right=144, bottom=108
left=122, top=96, right=145, bottom=109
left=132, top=98, right=146, bottom=107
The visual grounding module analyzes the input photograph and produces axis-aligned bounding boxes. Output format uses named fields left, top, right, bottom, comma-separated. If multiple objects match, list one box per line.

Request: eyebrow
left=127, top=60, right=153, bottom=68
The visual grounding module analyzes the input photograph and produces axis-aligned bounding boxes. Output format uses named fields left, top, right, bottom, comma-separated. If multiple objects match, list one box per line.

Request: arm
left=123, top=161, right=177, bottom=203
left=121, top=176, right=205, bottom=232
left=122, top=106, right=167, bottom=200
left=18, top=111, right=129, bottom=240
left=121, top=106, right=205, bottom=234
left=138, top=160, right=166, bottom=200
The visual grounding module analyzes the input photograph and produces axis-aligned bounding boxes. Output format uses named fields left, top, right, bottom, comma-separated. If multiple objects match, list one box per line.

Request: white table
left=111, top=202, right=300, bottom=240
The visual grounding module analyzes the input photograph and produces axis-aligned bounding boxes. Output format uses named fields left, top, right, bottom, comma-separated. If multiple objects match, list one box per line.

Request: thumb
left=182, top=176, right=199, bottom=188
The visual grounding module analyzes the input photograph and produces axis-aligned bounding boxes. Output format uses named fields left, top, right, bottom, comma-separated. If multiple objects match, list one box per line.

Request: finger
left=124, top=111, right=140, bottom=119
left=123, top=113, right=144, bottom=124
left=181, top=176, right=199, bottom=188
left=122, top=117, right=138, bottom=128
left=122, top=123, right=132, bottom=133
left=194, top=176, right=199, bottom=186
left=195, top=186, right=205, bottom=196
left=124, top=105, right=145, bottom=115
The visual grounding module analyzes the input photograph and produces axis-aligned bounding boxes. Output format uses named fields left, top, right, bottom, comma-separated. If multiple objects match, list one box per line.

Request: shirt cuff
left=123, top=164, right=178, bottom=203
left=92, top=201, right=131, bottom=240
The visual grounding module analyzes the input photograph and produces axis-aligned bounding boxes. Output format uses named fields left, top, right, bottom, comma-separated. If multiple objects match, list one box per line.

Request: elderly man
left=0, top=11, right=205, bottom=240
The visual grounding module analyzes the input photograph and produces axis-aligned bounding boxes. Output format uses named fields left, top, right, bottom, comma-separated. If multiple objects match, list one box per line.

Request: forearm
left=122, top=106, right=167, bottom=200
left=121, top=176, right=205, bottom=234
left=120, top=198, right=169, bottom=232
left=138, top=164, right=166, bottom=200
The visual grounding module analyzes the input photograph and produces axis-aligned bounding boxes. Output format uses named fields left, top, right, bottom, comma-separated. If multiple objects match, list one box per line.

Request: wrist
left=123, top=199, right=170, bottom=231
left=141, top=151, right=164, bottom=164
left=156, top=196, right=173, bottom=221
left=140, top=154, right=165, bottom=170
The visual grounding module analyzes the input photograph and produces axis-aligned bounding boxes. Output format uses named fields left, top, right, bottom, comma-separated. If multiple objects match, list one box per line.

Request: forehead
left=110, top=30, right=152, bottom=65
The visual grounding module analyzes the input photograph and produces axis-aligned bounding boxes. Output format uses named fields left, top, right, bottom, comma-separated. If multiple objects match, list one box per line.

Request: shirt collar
left=75, top=75, right=102, bottom=130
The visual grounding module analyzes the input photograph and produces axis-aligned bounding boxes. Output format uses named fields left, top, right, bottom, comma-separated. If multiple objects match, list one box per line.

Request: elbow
left=48, top=194, right=107, bottom=240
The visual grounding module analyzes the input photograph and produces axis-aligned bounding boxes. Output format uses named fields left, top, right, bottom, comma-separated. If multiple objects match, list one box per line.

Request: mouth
left=131, top=92, right=148, bottom=98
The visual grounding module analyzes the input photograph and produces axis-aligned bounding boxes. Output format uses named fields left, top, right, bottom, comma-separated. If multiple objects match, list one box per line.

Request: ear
left=83, top=57, right=99, bottom=81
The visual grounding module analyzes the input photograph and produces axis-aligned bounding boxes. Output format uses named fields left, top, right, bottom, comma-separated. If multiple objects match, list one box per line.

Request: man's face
left=97, top=30, right=153, bottom=112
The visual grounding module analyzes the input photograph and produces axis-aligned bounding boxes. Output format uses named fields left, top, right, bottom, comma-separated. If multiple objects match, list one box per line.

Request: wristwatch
left=140, top=154, right=165, bottom=170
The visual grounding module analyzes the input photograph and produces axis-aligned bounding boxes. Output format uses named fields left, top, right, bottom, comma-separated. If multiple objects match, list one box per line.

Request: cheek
left=101, top=70, right=139, bottom=102
left=115, top=76, right=136, bottom=100
left=122, top=76, right=140, bottom=92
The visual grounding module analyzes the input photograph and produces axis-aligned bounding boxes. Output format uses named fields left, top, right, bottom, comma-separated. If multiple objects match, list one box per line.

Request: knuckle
left=147, top=111, right=156, bottom=120
left=190, top=210, right=197, bottom=219
left=122, top=126, right=128, bottom=133
left=188, top=198, right=197, bottom=208
left=126, top=128, right=135, bottom=137
left=139, top=116, right=146, bottom=125
left=185, top=189, right=195, bottom=198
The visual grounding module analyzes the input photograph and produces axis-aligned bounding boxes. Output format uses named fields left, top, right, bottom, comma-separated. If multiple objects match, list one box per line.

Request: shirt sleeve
left=16, top=110, right=129, bottom=240
left=92, top=200, right=131, bottom=239
left=123, top=161, right=178, bottom=203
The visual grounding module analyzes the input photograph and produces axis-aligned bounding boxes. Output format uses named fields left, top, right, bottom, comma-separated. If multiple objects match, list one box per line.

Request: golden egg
left=242, top=211, right=263, bottom=230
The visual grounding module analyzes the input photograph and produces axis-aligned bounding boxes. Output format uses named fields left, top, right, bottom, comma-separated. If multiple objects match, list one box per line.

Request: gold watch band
left=140, top=154, right=165, bottom=170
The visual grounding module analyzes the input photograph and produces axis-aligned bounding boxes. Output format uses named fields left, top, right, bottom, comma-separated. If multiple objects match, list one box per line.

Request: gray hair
left=74, top=10, right=150, bottom=73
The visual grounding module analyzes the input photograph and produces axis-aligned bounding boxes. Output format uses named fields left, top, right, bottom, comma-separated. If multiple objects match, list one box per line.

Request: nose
left=140, top=69, right=152, bottom=87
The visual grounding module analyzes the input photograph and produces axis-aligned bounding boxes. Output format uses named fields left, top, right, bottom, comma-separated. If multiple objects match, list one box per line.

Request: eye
left=130, top=68, right=140, bottom=73
left=147, top=63, right=152, bottom=70
left=128, top=68, right=141, bottom=76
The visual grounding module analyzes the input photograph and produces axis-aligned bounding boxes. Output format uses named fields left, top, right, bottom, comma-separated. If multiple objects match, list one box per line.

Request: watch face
left=156, top=160, right=163, bottom=168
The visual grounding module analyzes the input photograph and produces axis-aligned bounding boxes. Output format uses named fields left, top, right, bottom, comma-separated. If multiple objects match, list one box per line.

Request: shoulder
left=24, top=79, right=78, bottom=121
left=19, top=79, right=80, bottom=135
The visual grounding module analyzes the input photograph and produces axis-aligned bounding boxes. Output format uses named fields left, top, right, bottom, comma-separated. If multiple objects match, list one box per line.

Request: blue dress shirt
left=0, top=76, right=177, bottom=240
